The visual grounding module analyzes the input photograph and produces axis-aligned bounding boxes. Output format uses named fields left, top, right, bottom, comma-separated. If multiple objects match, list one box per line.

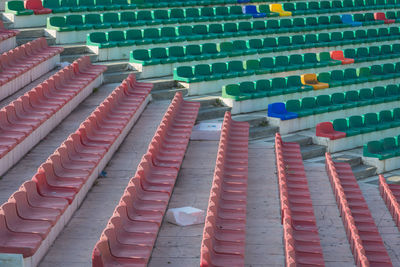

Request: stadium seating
left=0, top=38, right=63, bottom=101
left=0, top=20, right=19, bottom=53
left=275, top=133, right=324, bottom=266
left=0, top=56, right=105, bottom=177
left=267, top=84, right=400, bottom=134
left=200, top=112, right=249, bottom=267
left=269, top=4, right=291, bottom=16
left=0, top=74, right=152, bottom=266
left=243, top=5, right=266, bottom=18
left=325, top=153, right=392, bottom=266
left=315, top=107, right=400, bottom=152
left=25, top=0, right=52, bottom=14
left=92, top=92, right=200, bottom=266
left=379, top=175, right=400, bottom=230
left=222, top=60, right=400, bottom=114
left=362, top=135, right=400, bottom=172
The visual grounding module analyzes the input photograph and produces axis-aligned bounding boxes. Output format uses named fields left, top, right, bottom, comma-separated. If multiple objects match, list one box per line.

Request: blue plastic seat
left=267, top=102, right=298, bottom=120
left=243, top=5, right=266, bottom=18
left=341, top=14, right=362, bottom=27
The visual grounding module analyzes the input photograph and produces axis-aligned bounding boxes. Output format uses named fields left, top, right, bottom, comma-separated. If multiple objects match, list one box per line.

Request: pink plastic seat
left=330, top=50, right=354, bottom=65
left=374, top=12, right=395, bottom=24
left=25, top=0, right=52, bottom=14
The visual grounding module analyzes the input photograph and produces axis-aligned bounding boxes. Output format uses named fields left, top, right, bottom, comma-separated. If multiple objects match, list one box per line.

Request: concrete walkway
left=0, top=82, right=120, bottom=204
left=244, top=142, right=284, bottom=267
left=304, top=163, right=355, bottom=267
left=38, top=100, right=170, bottom=266
left=359, top=181, right=400, bottom=266
left=148, top=140, right=219, bottom=267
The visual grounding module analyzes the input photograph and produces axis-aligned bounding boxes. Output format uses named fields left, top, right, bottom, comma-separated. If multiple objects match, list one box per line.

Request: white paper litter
left=190, top=122, right=222, bottom=140
left=166, top=207, right=205, bottom=226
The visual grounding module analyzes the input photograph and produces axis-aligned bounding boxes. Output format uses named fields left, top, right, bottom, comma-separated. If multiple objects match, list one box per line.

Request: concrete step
left=185, top=94, right=221, bottom=107
left=17, top=37, right=55, bottom=46
left=282, top=134, right=313, bottom=147
left=61, top=53, right=97, bottom=63
left=300, top=144, right=326, bottom=160
left=249, top=125, right=279, bottom=140
left=104, top=70, right=139, bottom=84
left=332, top=154, right=362, bottom=167
left=60, top=44, right=87, bottom=55
left=139, top=77, right=176, bottom=91
left=151, top=88, right=188, bottom=100
left=197, top=106, right=231, bottom=121
left=96, top=61, right=130, bottom=73
left=352, top=164, right=377, bottom=180
left=16, top=27, right=44, bottom=39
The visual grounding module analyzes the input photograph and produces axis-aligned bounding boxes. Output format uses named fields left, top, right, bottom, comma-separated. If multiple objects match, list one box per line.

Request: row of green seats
left=129, top=33, right=400, bottom=66
left=387, top=11, right=400, bottom=21
left=283, top=0, right=400, bottom=15
left=317, top=63, right=400, bottom=87
left=47, top=6, right=250, bottom=31
left=173, top=52, right=337, bottom=83
left=345, top=44, right=400, bottom=62
left=364, top=135, right=400, bottom=160
left=86, top=15, right=350, bottom=46
left=129, top=41, right=340, bottom=66
left=286, top=84, right=400, bottom=117
left=222, top=62, right=400, bottom=101
left=332, top=108, right=400, bottom=137
left=222, top=76, right=313, bottom=101
left=42, top=0, right=243, bottom=12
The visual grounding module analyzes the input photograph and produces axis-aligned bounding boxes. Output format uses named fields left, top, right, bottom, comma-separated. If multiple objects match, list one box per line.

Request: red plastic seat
left=330, top=50, right=354, bottom=65
left=316, top=122, right=346, bottom=140
left=0, top=213, right=42, bottom=257
left=1, top=203, right=51, bottom=239
left=374, top=12, right=395, bottom=24
left=25, top=0, right=52, bottom=14
left=32, top=172, right=77, bottom=204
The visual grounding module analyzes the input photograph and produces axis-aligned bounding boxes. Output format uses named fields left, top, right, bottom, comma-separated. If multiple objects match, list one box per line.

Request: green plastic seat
left=364, top=141, right=393, bottom=160
left=160, top=27, right=177, bottom=42
left=364, top=112, right=382, bottom=130
left=238, top=22, right=252, bottom=35
left=342, top=31, right=356, bottom=45
left=378, top=28, right=390, bottom=41
left=332, top=92, right=357, bottom=109
left=301, top=97, right=317, bottom=115
left=130, top=49, right=150, bottom=63
left=276, top=36, right=291, bottom=52
left=287, top=75, right=313, bottom=91
left=61, top=0, right=87, bottom=12
left=279, top=19, right=293, bottom=31
left=253, top=21, right=266, bottom=32
left=208, top=24, right=224, bottom=38
left=355, top=29, right=367, bottom=40
left=380, top=45, right=393, bottom=59
left=84, top=14, right=109, bottom=29
left=333, top=118, right=359, bottom=136
left=200, top=7, right=217, bottom=21
left=223, top=23, right=239, bottom=38
left=305, top=17, right=318, bottom=27
left=382, top=137, right=399, bottom=156
left=177, top=26, right=195, bottom=41
left=305, top=34, right=318, bottom=46
left=303, top=53, right=319, bottom=68
left=386, top=85, right=400, bottom=101
left=185, top=8, right=200, bottom=22
left=125, top=29, right=143, bottom=44
left=349, top=115, right=374, bottom=133
left=344, top=90, right=361, bottom=107
left=358, top=88, right=375, bottom=106
left=330, top=70, right=345, bottom=87
left=167, top=46, right=185, bottom=62
left=393, top=108, right=400, bottom=125
left=201, top=43, right=223, bottom=59
left=120, top=12, right=138, bottom=27
left=239, top=81, right=265, bottom=98
left=286, top=100, right=304, bottom=115
left=185, top=45, right=202, bottom=60
left=370, top=65, right=384, bottom=81
left=379, top=110, right=394, bottom=129
left=66, top=15, right=92, bottom=30
left=218, top=42, right=233, bottom=55
left=169, top=9, right=185, bottom=23
left=153, top=10, right=171, bottom=23
left=222, top=84, right=250, bottom=101
left=150, top=47, right=169, bottom=64
left=47, top=16, right=75, bottom=31
left=215, top=6, right=229, bottom=19
left=274, top=56, right=289, bottom=72
left=343, top=69, right=359, bottom=85
left=143, top=28, right=162, bottom=43
left=262, top=37, right=277, bottom=52
left=192, top=25, right=208, bottom=40
left=87, top=32, right=113, bottom=48
left=266, top=20, right=279, bottom=33
left=291, top=35, right=306, bottom=49
left=259, top=57, right=274, bottom=74
left=102, top=13, right=127, bottom=28
left=79, top=0, right=103, bottom=11
left=113, top=0, right=131, bottom=9
left=248, top=39, right=263, bottom=51
left=228, top=61, right=246, bottom=77
left=210, top=62, right=228, bottom=80
left=308, top=2, right=320, bottom=13
left=292, top=18, right=306, bottom=31
left=232, top=40, right=250, bottom=56
left=344, top=48, right=356, bottom=61
left=43, top=0, right=69, bottom=12
left=316, top=95, right=337, bottom=113
left=244, top=59, right=260, bottom=75
left=95, top=0, right=115, bottom=10
left=108, top=30, right=129, bottom=46
left=383, top=63, right=396, bottom=79
left=288, top=54, right=304, bottom=71
left=357, top=67, right=371, bottom=83
left=194, top=64, right=211, bottom=81
left=137, top=10, right=157, bottom=25
left=173, top=66, right=194, bottom=82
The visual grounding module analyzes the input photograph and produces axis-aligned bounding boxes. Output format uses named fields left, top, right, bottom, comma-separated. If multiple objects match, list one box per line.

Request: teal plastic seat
left=276, top=36, right=291, bottom=52
left=167, top=46, right=185, bottom=62
left=87, top=32, right=113, bottom=48
left=379, top=110, right=394, bottom=129
left=274, top=56, right=289, bottom=72
left=194, top=64, right=212, bottom=81
left=386, top=85, right=400, bottom=101
left=358, top=88, right=374, bottom=105
left=130, top=49, right=150, bottom=64
left=169, top=9, right=185, bottom=22
left=222, top=84, right=251, bottom=101
left=232, top=40, right=250, bottom=56
left=393, top=108, right=400, bottom=125
left=316, top=95, right=337, bottom=113
left=228, top=61, right=246, bottom=77
left=285, top=100, right=303, bottom=115
left=95, top=0, right=115, bottom=10
left=43, top=0, right=69, bottom=12
left=291, top=35, right=306, bottom=49
left=150, top=47, right=169, bottom=64
left=364, top=141, right=393, bottom=160
left=137, top=10, right=157, bottom=25
left=185, top=45, right=202, bottom=60
left=102, top=13, right=127, bottom=28
left=239, top=81, right=265, bottom=98
left=174, top=66, right=195, bottom=82
left=66, top=15, right=92, bottom=30
left=382, top=137, right=399, bottom=156
left=332, top=92, right=357, bottom=109
left=287, top=75, right=312, bottom=91
left=108, top=30, right=129, bottom=46
left=125, top=29, right=144, bottom=44
left=343, top=69, right=359, bottom=85
left=333, top=118, right=359, bottom=136
left=79, top=0, right=103, bottom=11
left=357, top=67, right=371, bottom=83
left=84, top=14, right=110, bottom=29
left=210, top=62, right=228, bottom=80
left=160, top=27, right=177, bottom=42
left=208, top=24, right=224, bottom=38
left=61, top=0, right=87, bottom=12
left=345, top=90, right=361, bottom=107
left=244, top=59, right=260, bottom=75
left=301, top=97, right=317, bottom=115
left=47, top=16, right=75, bottom=31
left=259, top=57, right=274, bottom=74
left=202, top=43, right=223, bottom=59
left=271, top=77, right=290, bottom=94
left=349, top=115, right=374, bottom=133
left=218, top=42, right=233, bottom=55
left=223, top=23, right=239, bottom=38
left=153, top=10, right=171, bottom=23
left=364, top=112, right=382, bottom=130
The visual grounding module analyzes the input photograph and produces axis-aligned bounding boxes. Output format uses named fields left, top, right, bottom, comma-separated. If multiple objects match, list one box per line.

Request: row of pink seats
left=275, top=133, right=325, bottom=267
left=0, top=74, right=152, bottom=266
left=379, top=175, right=400, bottom=231
left=0, top=20, right=19, bottom=41
left=200, top=112, right=249, bottom=267
left=92, top=92, right=200, bottom=267
left=0, top=37, right=63, bottom=100
left=325, top=153, right=392, bottom=266
left=0, top=56, right=106, bottom=177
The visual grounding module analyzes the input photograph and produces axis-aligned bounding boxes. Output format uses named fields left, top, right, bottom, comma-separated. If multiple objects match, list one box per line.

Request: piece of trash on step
left=190, top=122, right=222, bottom=140
left=166, top=207, right=205, bottom=226
left=100, top=171, right=107, bottom=177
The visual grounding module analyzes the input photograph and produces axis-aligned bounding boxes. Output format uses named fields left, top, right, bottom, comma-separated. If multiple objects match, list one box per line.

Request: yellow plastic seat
left=269, top=4, right=292, bottom=17
left=301, top=73, right=329, bottom=90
